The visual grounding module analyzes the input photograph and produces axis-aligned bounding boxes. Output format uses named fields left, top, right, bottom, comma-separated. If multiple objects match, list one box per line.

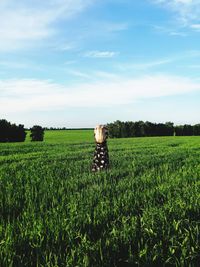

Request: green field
left=0, top=131, right=200, bottom=266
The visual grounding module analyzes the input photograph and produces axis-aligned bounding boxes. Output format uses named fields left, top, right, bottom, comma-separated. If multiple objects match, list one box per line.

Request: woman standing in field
left=92, top=125, right=109, bottom=172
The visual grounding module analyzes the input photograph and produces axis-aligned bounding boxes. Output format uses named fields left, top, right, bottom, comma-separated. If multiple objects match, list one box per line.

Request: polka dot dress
left=92, top=141, right=109, bottom=172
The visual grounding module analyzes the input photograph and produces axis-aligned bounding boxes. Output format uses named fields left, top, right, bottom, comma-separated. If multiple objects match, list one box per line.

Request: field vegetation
left=0, top=130, right=200, bottom=266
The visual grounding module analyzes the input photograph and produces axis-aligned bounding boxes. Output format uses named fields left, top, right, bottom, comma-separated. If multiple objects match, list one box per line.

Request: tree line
left=0, top=119, right=44, bottom=142
left=107, top=120, right=200, bottom=138
left=1, top=119, right=200, bottom=142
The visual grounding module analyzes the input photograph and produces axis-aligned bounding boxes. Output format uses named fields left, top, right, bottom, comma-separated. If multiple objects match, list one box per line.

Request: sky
left=1, top=0, right=200, bottom=128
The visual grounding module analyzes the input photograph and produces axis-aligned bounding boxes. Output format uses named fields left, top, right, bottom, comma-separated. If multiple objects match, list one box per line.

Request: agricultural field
left=0, top=130, right=200, bottom=267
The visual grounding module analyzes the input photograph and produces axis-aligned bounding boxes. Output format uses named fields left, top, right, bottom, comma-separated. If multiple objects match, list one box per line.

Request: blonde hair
left=94, top=125, right=108, bottom=143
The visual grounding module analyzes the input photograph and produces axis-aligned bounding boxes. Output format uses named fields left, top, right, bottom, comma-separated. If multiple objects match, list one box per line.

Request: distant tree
left=182, top=124, right=193, bottom=136
left=124, top=122, right=134, bottom=137
left=193, top=124, right=200, bottom=135
left=143, top=122, right=174, bottom=137
left=107, top=120, right=200, bottom=138
left=175, top=124, right=193, bottom=136
left=10, top=124, right=27, bottom=142
left=30, top=125, right=45, bottom=141
left=115, top=120, right=123, bottom=138
left=144, top=121, right=154, bottom=136
left=134, top=121, right=145, bottom=137
left=175, top=125, right=183, bottom=136
left=0, top=119, right=10, bottom=142
left=0, top=119, right=26, bottom=142
left=107, top=120, right=122, bottom=138
left=124, top=121, right=132, bottom=137
left=165, top=122, right=175, bottom=136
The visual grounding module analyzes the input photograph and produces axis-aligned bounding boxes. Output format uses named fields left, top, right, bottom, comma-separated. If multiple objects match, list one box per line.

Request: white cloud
left=169, top=31, right=187, bottom=36
left=93, top=71, right=119, bottom=79
left=54, top=43, right=77, bottom=51
left=1, top=75, right=200, bottom=113
left=102, top=22, right=129, bottom=32
left=67, top=70, right=91, bottom=79
left=0, top=0, right=94, bottom=51
left=152, top=0, right=200, bottom=30
left=83, top=50, right=118, bottom=58
left=0, top=61, right=28, bottom=69
left=117, top=59, right=172, bottom=71
left=190, top=24, right=200, bottom=30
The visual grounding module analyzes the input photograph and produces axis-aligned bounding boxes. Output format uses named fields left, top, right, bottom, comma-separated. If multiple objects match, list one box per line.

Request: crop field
left=0, top=130, right=200, bottom=267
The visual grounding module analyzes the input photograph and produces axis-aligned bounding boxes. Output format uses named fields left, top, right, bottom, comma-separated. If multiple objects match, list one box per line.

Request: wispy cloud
left=83, top=50, right=118, bottom=58
left=93, top=71, right=119, bottom=80
left=67, top=70, right=91, bottom=79
left=0, top=61, right=28, bottom=69
left=119, top=50, right=200, bottom=73
left=154, top=25, right=187, bottom=36
left=101, top=22, right=129, bottom=32
left=190, top=24, right=200, bottom=31
left=188, top=64, right=200, bottom=69
left=54, top=42, right=77, bottom=51
left=63, top=60, right=77, bottom=65
left=117, top=59, right=172, bottom=71
left=169, top=31, right=187, bottom=36
left=1, top=75, right=200, bottom=113
left=0, top=0, right=94, bottom=51
left=152, top=0, right=200, bottom=31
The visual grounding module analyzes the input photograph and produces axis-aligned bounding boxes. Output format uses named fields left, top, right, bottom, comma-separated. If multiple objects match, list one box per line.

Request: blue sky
left=1, top=0, right=200, bottom=128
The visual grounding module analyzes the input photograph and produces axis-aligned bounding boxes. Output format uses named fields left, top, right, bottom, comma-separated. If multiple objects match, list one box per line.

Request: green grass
left=0, top=131, right=200, bottom=266
left=26, top=129, right=94, bottom=143
left=44, top=129, right=94, bottom=143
